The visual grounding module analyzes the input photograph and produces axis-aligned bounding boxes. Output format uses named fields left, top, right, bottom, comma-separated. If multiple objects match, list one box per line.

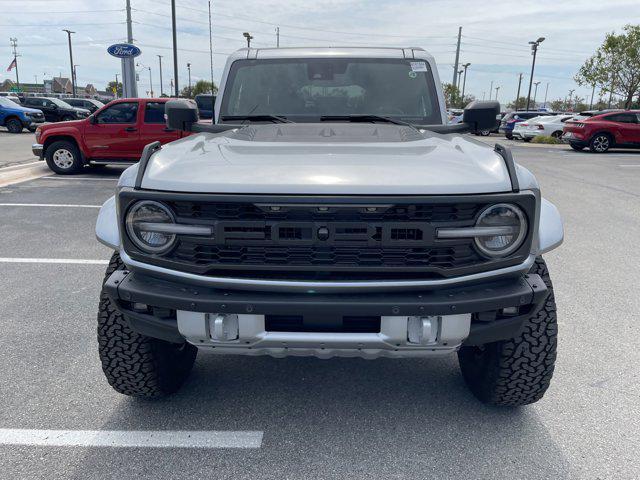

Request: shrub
left=531, top=135, right=562, bottom=145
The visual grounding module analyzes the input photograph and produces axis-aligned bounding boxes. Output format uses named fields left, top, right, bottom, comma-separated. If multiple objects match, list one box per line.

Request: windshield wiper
left=320, top=114, right=416, bottom=129
left=221, top=115, right=292, bottom=123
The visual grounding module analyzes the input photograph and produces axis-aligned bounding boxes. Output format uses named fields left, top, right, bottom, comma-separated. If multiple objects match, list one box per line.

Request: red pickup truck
left=33, top=98, right=188, bottom=174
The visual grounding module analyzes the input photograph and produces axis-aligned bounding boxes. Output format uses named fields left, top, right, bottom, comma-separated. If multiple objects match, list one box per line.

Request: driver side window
left=96, top=102, right=138, bottom=124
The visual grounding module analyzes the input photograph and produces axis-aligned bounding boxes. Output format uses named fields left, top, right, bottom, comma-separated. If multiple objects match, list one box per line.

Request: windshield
left=50, top=98, right=73, bottom=108
left=0, top=97, right=18, bottom=107
left=220, top=58, right=442, bottom=124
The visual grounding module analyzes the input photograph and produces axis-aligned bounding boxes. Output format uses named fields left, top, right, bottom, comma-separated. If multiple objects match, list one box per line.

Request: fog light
left=407, top=316, right=438, bottom=345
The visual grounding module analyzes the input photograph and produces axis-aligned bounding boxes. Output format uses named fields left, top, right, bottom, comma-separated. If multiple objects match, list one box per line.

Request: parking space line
left=0, top=258, right=108, bottom=265
left=0, top=161, right=41, bottom=172
left=41, top=176, right=118, bottom=182
left=0, top=203, right=101, bottom=208
left=618, top=164, right=640, bottom=168
left=0, top=429, right=263, bottom=449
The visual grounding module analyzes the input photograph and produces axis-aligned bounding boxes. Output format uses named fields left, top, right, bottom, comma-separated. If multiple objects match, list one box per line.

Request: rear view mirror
left=462, top=101, right=500, bottom=132
left=165, top=99, right=199, bottom=132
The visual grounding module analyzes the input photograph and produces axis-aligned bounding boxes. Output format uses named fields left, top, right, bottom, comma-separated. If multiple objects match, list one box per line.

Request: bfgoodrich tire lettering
left=97, top=252, right=197, bottom=398
left=458, top=257, right=557, bottom=406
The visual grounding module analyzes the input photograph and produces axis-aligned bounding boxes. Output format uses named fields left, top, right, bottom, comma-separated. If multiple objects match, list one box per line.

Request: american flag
left=6, top=58, right=16, bottom=72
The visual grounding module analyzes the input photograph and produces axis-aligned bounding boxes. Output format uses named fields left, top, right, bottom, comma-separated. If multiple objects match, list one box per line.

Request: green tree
left=106, top=81, right=123, bottom=97
left=507, top=96, right=529, bottom=110
left=180, top=80, right=217, bottom=98
left=442, top=82, right=461, bottom=108
left=575, top=24, right=640, bottom=109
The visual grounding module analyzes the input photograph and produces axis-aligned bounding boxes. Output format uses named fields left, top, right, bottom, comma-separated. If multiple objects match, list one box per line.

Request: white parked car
left=513, top=114, right=575, bottom=141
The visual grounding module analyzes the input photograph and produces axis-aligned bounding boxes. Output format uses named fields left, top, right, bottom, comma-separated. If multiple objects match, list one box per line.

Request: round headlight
left=474, top=203, right=527, bottom=258
left=125, top=200, right=176, bottom=254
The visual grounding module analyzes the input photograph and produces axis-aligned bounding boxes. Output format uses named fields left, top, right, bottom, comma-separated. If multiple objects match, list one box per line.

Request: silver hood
left=141, top=124, right=512, bottom=195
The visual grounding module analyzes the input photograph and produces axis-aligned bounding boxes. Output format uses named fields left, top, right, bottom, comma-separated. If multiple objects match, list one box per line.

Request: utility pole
left=515, top=73, right=523, bottom=111
left=495, top=86, right=500, bottom=103
left=452, top=26, right=462, bottom=87
left=208, top=1, right=216, bottom=114
left=532, top=81, right=541, bottom=107
left=568, top=89, right=575, bottom=111
left=121, top=0, right=137, bottom=98
left=489, top=80, right=494, bottom=100
left=73, top=65, right=79, bottom=96
left=243, top=32, right=253, bottom=48
left=9, top=38, right=20, bottom=90
left=157, top=55, right=164, bottom=96
left=461, top=63, right=470, bottom=107
left=543, top=82, right=549, bottom=107
left=171, top=0, right=179, bottom=96
left=62, top=29, right=76, bottom=97
left=589, top=83, right=596, bottom=109
left=148, top=67, right=153, bottom=97
left=526, top=37, right=545, bottom=111
left=276, top=27, right=280, bottom=47
left=187, top=62, right=192, bottom=98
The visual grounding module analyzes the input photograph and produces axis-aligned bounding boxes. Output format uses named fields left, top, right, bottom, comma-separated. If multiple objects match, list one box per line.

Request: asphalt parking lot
left=0, top=136, right=639, bottom=479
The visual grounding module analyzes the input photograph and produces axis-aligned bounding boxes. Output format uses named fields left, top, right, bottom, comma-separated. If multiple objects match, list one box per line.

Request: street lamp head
left=537, top=37, right=545, bottom=43
left=243, top=32, right=252, bottom=39
left=463, top=62, right=471, bottom=68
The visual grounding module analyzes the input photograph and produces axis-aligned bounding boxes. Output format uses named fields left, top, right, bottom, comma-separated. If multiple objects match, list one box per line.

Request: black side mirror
left=462, top=100, right=500, bottom=132
left=165, top=99, right=199, bottom=132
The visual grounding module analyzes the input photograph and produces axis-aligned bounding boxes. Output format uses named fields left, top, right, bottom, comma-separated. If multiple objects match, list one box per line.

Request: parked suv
left=22, top=97, right=90, bottom=122
left=96, top=47, right=563, bottom=407
left=64, top=97, right=105, bottom=113
left=500, top=111, right=552, bottom=139
left=0, top=96, right=45, bottom=133
left=563, top=110, right=640, bottom=152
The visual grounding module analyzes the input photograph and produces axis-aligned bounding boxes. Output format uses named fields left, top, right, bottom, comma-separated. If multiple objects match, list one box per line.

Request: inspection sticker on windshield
left=410, top=62, right=428, bottom=72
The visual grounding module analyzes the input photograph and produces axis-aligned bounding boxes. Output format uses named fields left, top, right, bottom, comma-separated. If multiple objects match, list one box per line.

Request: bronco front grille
left=120, top=192, right=536, bottom=280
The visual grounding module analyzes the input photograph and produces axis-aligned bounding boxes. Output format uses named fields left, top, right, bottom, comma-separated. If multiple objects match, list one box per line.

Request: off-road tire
left=97, top=252, right=197, bottom=398
left=45, top=140, right=82, bottom=174
left=589, top=133, right=612, bottom=153
left=5, top=117, right=23, bottom=133
left=458, top=257, right=557, bottom=407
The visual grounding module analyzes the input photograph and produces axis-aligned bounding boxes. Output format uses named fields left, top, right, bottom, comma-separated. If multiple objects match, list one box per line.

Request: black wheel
left=505, top=133, right=513, bottom=140
left=551, top=131, right=563, bottom=139
left=458, top=257, right=557, bottom=406
left=97, top=253, right=197, bottom=398
left=589, top=133, right=612, bottom=153
left=5, top=117, right=23, bottom=133
left=570, top=143, right=584, bottom=151
left=479, top=130, right=491, bottom=136
left=523, top=137, right=531, bottom=142
left=45, top=140, right=82, bottom=174
left=28, top=125, right=37, bottom=133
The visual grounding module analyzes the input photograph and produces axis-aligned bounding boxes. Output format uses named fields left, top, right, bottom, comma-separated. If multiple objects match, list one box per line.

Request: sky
left=0, top=0, right=637, bottom=106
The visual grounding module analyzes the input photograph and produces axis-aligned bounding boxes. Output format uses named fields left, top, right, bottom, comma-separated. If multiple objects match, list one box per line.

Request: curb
left=0, top=162, right=50, bottom=188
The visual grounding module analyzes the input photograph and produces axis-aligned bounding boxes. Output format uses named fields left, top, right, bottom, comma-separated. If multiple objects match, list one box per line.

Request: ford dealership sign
left=107, top=43, right=141, bottom=58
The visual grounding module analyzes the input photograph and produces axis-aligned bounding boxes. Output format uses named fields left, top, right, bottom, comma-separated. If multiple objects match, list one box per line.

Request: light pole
left=532, top=81, right=541, bottom=107
left=115, top=73, right=119, bottom=98
left=461, top=63, right=470, bottom=106
left=515, top=73, right=523, bottom=111
left=187, top=62, right=192, bottom=98
left=544, top=82, right=550, bottom=107
left=171, top=0, right=179, bottom=96
left=157, top=55, right=164, bottom=96
left=73, top=65, right=79, bottom=96
left=62, top=29, right=76, bottom=97
left=243, top=32, right=253, bottom=48
left=495, top=86, right=500, bottom=103
left=526, top=37, right=545, bottom=111
left=568, top=89, right=575, bottom=111
left=137, top=63, right=153, bottom=97
left=489, top=80, right=494, bottom=100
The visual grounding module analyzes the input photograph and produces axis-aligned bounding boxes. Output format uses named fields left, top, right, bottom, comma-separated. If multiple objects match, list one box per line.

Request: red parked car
left=563, top=110, right=640, bottom=153
left=33, top=98, right=189, bottom=174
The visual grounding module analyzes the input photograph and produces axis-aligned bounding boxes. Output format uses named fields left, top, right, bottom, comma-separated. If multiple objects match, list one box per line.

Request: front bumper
left=104, top=269, right=548, bottom=358
left=32, top=143, right=43, bottom=159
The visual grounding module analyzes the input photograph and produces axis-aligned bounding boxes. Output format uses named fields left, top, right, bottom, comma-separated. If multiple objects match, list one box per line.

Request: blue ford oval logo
left=107, top=43, right=141, bottom=58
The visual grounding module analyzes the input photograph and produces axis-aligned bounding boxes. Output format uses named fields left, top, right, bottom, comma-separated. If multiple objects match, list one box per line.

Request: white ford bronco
left=96, top=47, right=563, bottom=406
